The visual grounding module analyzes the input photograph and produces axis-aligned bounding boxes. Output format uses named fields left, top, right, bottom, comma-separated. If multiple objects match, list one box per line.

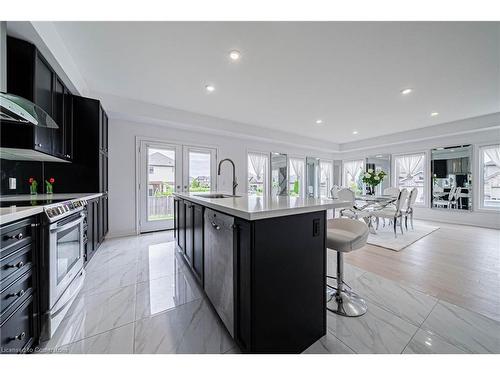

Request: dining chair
left=403, top=187, right=418, bottom=230
left=434, top=186, right=456, bottom=209
left=372, top=189, right=409, bottom=238
left=337, top=188, right=374, bottom=221
left=454, top=187, right=470, bottom=209
left=330, top=185, right=340, bottom=199
left=383, top=187, right=401, bottom=197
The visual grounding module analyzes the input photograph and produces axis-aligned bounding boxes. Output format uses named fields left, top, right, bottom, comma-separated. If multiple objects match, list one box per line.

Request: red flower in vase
left=49, top=177, right=55, bottom=184
left=29, top=177, right=34, bottom=184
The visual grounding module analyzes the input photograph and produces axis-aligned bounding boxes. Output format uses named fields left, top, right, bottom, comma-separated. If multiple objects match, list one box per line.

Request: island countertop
left=173, top=192, right=350, bottom=221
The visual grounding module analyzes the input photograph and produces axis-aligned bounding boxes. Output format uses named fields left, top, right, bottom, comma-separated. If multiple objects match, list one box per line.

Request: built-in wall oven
left=40, top=199, right=87, bottom=340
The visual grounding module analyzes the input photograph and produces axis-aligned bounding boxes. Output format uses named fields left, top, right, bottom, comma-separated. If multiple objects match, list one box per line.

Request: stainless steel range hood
left=0, top=92, right=58, bottom=128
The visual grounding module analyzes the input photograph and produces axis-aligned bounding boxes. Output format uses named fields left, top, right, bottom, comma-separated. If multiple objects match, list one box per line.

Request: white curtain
left=398, top=154, right=424, bottom=180
left=320, top=161, right=333, bottom=197
left=289, top=158, right=304, bottom=196
left=290, top=158, right=304, bottom=179
left=249, top=153, right=267, bottom=179
left=484, top=145, right=500, bottom=168
left=343, top=160, right=363, bottom=186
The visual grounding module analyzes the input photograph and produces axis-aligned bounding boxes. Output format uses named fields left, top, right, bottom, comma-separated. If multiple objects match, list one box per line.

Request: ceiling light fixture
left=315, top=119, right=323, bottom=125
left=430, top=112, right=439, bottom=117
left=205, top=84, right=215, bottom=93
left=400, top=88, right=413, bottom=95
left=229, top=50, right=241, bottom=61
left=352, top=130, right=359, bottom=135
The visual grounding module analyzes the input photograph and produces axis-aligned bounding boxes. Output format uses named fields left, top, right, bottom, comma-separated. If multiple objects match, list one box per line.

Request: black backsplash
left=1, top=159, right=99, bottom=196
left=0, top=159, right=45, bottom=195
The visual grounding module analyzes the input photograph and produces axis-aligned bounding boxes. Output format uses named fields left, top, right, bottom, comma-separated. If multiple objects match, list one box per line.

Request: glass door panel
left=140, top=141, right=181, bottom=233
left=183, top=147, right=217, bottom=193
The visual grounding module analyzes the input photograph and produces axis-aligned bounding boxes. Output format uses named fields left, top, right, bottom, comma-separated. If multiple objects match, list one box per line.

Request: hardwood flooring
left=343, top=220, right=500, bottom=322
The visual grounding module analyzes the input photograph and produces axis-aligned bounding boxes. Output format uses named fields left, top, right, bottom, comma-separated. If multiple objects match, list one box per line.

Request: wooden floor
left=344, top=219, right=500, bottom=322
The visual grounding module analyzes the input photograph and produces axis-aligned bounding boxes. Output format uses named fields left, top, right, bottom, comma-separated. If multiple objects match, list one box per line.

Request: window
left=480, top=144, right=500, bottom=209
left=247, top=152, right=269, bottom=197
left=288, top=157, right=305, bottom=197
left=320, top=160, right=334, bottom=198
left=394, top=153, right=425, bottom=204
left=148, top=166, right=154, bottom=174
left=342, top=160, right=364, bottom=194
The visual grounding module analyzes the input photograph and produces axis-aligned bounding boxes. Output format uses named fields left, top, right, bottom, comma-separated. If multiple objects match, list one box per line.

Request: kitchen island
left=173, top=192, right=350, bottom=353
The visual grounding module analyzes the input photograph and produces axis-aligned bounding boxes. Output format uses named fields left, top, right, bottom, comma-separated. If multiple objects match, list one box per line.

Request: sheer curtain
left=484, top=145, right=500, bottom=168
left=248, top=152, right=268, bottom=196
left=320, top=160, right=333, bottom=197
left=343, top=160, right=364, bottom=192
left=395, top=153, right=425, bottom=204
left=289, top=158, right=304, bottom=197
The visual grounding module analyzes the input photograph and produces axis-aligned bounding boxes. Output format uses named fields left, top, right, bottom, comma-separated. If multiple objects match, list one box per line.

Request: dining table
left=353, top=194, right=397, bottom=234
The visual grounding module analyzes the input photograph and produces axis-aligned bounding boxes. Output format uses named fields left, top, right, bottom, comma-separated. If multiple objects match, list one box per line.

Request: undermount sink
left=194, top=193, right=241, bottom=198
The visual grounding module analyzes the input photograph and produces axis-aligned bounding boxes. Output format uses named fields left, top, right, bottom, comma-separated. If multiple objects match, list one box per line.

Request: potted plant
left=28, top=177, right=38, bottom=195
left=362, top=169, right=386, bottom=195
left=45, top=177, right=55, bottom=194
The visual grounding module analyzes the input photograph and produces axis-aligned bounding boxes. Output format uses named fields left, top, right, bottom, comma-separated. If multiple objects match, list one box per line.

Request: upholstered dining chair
left=434, top=186, right=456, bottom=209
left=372, top=188, right=409, bottom=238
left=383, top=187, right=401, bottom=197
left=338, top=188, right=374, bottom=221
left=402, top=187, right=418, bottom=230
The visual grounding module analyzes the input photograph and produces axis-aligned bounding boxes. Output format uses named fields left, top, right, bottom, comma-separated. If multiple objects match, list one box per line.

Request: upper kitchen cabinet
left=4, top=36, right=73, bottom=161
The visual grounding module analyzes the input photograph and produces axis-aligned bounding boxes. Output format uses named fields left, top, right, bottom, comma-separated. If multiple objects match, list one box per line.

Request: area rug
left=367, top=224, right=439, bottom=251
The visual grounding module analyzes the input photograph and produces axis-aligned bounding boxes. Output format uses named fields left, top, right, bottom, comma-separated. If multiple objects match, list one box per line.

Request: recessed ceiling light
left=315, top=119, right=323, bottom=125
left=376, top=155, right=383, bottom=158
left=352, top=130, right=359, bottom=135
left=205, top=84, right=215, bottom=93
left=229, top=50, right=241, bottom=61
left=400, top=88, right=413, bottom=95
left=430, top=112, right=439, bottom=117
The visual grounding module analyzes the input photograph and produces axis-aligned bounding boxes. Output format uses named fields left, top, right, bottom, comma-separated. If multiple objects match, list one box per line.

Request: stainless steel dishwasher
left=204, top=208, right=234, bottom=337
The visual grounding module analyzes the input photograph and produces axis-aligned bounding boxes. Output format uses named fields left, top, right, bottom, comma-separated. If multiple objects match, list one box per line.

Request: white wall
left=337, top=116, right=500, bottom=229
left=108, top=118, right=335, bottom=237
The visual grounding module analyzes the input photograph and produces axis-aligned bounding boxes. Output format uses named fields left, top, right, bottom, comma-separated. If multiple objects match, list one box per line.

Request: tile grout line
left=399, top=298, right=439, bottom=354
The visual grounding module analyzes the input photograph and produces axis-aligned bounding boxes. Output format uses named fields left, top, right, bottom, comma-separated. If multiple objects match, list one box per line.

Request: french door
left=139, top=140, right=217, bottom=233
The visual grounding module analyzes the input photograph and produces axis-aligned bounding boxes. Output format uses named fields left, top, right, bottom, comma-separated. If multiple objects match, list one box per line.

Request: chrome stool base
left=327, top=289, right=367, bottom=317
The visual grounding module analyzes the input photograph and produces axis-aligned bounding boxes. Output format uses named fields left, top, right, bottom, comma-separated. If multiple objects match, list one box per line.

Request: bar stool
left=326, top=218, right=369, bottom=317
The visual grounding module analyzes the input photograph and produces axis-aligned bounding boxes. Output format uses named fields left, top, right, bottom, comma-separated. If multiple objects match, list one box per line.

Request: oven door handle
left=50, top=215, right=85, bottom=233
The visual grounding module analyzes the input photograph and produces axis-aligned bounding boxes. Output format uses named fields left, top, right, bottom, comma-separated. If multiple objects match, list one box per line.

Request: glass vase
left=46, top=183, right=53, bottom=194
left=30, top=183, right=37, bottom=195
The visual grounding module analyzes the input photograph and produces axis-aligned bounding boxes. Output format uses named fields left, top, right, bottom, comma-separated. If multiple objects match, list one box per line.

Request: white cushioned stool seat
left=326, top=218, right=369, bottom=317
left=327, top=218, right=369, bottom=253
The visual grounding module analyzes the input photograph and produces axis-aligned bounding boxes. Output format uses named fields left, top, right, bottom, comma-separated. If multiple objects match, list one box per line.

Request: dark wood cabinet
left=184, top=201, right=194, bottom=266
left=0, top=216, right=40, bottom=354
left=4, top=36, right=73, bottom=160
left=175, top=198, right=186, bottom=253
left=192, top=204, right=204, bottom=283
left=175, top=199, right=204, bottom=284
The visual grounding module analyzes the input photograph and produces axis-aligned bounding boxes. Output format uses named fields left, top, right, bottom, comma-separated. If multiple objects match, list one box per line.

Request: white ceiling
left=51, top=21, right=499, bottom=143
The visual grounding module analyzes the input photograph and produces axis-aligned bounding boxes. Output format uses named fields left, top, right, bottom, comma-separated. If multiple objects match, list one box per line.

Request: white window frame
left=341, top=159, right=365, bottom=194
left=478, top=143, right=500, bottom=211
left=391, top=151, right=429, bottom=207
left=246, top=151, right=269, bottom=197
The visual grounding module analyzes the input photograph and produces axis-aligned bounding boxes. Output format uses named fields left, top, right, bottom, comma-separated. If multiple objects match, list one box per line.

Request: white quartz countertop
left=0, top=193, right=103, bottom=225
left=174, top=192, right=350, bottom=221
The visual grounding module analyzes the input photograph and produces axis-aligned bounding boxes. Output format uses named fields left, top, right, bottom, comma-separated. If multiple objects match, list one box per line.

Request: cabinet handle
left=8, top=232, right=23, bottom=241
left=8, top=289, right=25, bottom=298
left=211, top=222, right=220, bottom=230
left=65, top=154, right=71, bottom=158
left=6, top=261, right=24, bottom=269
left=13, top=332, right=26, bottom=341
left=36, top=143, right=42, bottom=147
